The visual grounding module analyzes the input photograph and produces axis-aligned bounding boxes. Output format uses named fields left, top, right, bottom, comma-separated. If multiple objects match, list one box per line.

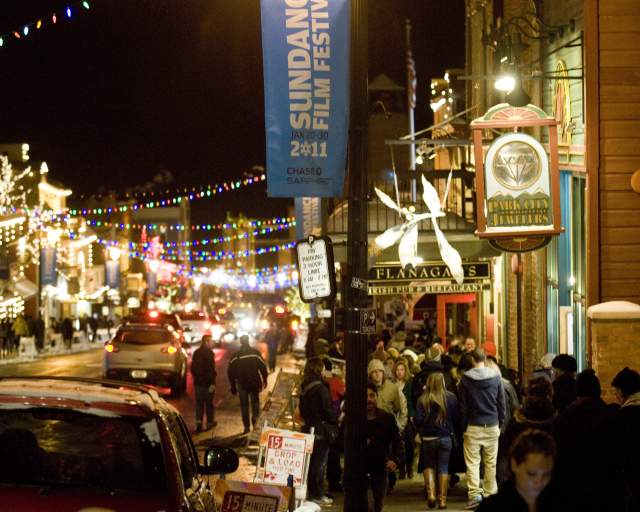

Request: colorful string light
left=68, top=174, right=266, bottom=216
left=0, top=2, right=91, bottom=50
left=84, top=216, right=295, bottom=232
left=126, top=241, right=296, bottom=263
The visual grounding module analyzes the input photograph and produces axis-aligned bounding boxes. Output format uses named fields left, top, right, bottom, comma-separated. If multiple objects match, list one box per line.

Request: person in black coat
left=478, top=429, right=561, bottom=512
left=611, top=367, right=640, bottom=511
left=299, top=357, right=337, bottom=505
left=190, top=335, right=217, bottom=432
left=228, top=335, right=268, bottom=433
left=366, top=382, right=404, bottom=512
left=550, top=354, right=577, bottom=414
left=552, top=369, right=622, bottom=511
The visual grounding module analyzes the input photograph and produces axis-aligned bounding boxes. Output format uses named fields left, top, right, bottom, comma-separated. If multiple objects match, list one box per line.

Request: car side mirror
left=201, top=446, right=239, bottom=475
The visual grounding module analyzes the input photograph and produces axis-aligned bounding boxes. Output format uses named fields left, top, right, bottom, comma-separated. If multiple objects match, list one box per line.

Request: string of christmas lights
left=126, top=241, right=296, bottom=263
left=85, top=216, right=295, bottom=232
left=0, top=2, right=91, bottom=49
left=68, top=174, right=266, bottom=216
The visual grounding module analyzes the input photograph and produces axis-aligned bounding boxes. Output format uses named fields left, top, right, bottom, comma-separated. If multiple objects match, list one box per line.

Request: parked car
left=0, top=376, right=238, bottom=511
left=103, top=323, right=188, bottom=396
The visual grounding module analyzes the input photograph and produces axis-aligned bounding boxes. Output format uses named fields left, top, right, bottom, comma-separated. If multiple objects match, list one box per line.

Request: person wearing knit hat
left=611, top=367, right=640, bottom=508
left=553, top=369, right=619, bottom=511
left=368, top=358, right=408, bottom=435
left=551, top=354, right=577, bottom=414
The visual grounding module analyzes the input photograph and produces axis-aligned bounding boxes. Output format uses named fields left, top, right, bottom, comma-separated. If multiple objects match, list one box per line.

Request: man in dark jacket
left=228, top=335, right=268, bottom=433
left=299, top=357, right=337, bottom=505
left=191, top=335, right=217, bottom=432
left=553, top=369, right=621, bottom=511
left=366, top=382, right=404, bottom=512
left=550, top=354, right=577, bottom=414
left=611, top=367, right=640, bottom=510
left=458, top=349, right=506, bottom=509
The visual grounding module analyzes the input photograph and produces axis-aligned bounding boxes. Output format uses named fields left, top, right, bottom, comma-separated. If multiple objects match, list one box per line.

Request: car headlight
left=223, top=332, right=235, bottom=342
left=211, top=325, right=223, bottom=340
left=260, top=319, right=270, bottom=330
left=240, top=318, right=254, bottom=331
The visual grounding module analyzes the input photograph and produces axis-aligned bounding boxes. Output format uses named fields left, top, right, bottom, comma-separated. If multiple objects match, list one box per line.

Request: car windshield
left=0, top=409, right=167, bottom=492
left=117, top=330, right=171, bottom=345
left=130, top=313, right=182, bottom=331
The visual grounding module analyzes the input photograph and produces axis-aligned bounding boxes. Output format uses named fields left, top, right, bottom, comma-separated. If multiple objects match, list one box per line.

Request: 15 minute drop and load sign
left=296, top=235, right=336, bottom=303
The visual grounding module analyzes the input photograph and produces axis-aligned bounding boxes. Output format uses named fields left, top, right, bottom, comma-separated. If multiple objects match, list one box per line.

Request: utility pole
left=343, top=0, right=369, bottom=510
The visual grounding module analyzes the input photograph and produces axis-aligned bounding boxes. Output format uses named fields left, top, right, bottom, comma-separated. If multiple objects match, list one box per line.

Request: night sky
left=0, top=1, right=464, bottom=221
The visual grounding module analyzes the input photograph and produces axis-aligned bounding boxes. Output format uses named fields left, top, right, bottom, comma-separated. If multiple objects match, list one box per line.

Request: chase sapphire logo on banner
left=261, top=0, right=350, bottom=197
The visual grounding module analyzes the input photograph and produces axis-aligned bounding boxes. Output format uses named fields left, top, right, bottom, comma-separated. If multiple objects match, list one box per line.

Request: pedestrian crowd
left=297, top=328, right=640, bottom=512
left=0, top=313, right=112, bottom=359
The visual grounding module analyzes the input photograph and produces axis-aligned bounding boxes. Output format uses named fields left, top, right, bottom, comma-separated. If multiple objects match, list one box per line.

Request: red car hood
left=0, top=485, right=173, bottom=512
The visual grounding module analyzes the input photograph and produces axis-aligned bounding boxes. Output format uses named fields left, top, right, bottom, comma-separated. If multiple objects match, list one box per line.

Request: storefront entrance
left=436, top=293, right=477, bottom=343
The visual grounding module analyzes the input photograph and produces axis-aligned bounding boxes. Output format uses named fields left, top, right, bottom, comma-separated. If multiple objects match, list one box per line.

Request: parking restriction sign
left=296, top=235, right=337, bottom=303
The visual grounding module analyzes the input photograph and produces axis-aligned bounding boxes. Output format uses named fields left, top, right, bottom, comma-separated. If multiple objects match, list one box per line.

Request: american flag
left=406, top=48, right=417, bottom=110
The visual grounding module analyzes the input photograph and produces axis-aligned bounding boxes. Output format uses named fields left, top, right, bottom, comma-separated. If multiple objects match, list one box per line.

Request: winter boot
left=425, top=468, right=437, bottom=508
left=437, top=474, right=449, bottom=509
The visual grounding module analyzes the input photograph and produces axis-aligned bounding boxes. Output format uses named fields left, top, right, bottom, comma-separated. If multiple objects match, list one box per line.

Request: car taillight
left=162, top=346, right=178, bottom=355
left=149, top=310, right=159, bottom=319
left=291, top=319, right=299, bottom=331
left=104, top=344, right=119, bottom=353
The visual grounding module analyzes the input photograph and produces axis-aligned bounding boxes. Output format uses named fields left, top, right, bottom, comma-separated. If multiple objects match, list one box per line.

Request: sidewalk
left=324, top=474, right=472, bottom=511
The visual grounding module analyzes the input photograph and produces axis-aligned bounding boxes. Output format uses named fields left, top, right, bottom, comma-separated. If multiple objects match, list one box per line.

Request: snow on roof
left=587, top=301, right=640, bottom=320
left=0, top=379, right=160, bottom=411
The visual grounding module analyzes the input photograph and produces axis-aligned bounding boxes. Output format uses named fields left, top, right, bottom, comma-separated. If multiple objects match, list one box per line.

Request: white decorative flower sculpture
left=374, top=172, right=464, bottom=284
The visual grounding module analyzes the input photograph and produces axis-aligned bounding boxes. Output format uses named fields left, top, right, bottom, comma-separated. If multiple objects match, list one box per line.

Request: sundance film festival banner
left=261, top=0, right=350, bottom=197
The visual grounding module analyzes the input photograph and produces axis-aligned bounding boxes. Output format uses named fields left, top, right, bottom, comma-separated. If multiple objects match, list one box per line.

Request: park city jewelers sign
left=471, top=104, right=563, bottom=252
left=260, top=0, right=350, bottom=197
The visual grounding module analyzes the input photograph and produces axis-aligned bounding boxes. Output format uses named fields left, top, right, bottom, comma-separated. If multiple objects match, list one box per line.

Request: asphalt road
left=0, top=340, right=268, bottom=436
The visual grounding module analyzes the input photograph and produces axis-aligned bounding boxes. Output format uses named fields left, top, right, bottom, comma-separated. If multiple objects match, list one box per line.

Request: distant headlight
left=260, top=319, right=270, bottom=330
left=211, top=325, right=223, bottom=340
left=240, top=318, right=254, bottom=331
left=223, top=332, right=235, bottom=342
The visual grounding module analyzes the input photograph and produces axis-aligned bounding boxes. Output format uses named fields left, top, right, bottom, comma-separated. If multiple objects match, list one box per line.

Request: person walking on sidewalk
left=264, top=323, right=279, bottom=372
left=299, top=357, right=337, bottom=506
left=228, top=335, right=268, bottom=434
left=458, top=349, right=506, bottom=510
left=191, top=334, right=217, bottom=432
left=366, top=382, right=404, bottom=512
left=415, top=372, right=460, bottom=509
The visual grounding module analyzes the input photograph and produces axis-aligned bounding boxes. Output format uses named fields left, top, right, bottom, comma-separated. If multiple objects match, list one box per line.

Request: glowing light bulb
left=23, top=26, right=29, bottom=36
left=83, top=1, right=90, bottom=9
left=66, top=7, right=72, bottom=18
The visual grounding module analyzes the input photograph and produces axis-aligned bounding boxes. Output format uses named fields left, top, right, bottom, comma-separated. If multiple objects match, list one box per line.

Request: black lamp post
left=343, top=0, right=369, bottom=510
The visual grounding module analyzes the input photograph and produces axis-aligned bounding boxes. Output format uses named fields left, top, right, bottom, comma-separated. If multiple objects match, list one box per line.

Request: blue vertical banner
left=105, top=260, right=120, bottom=289
left=261, top=0, right=350, bottom=197
left=40, top=247, right=57, bottom=286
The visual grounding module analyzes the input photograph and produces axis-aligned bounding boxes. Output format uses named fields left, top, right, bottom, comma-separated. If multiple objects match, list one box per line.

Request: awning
left=12, top=279, right=38, bottom=299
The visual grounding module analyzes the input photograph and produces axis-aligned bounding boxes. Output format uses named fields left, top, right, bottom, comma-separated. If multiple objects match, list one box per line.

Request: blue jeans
left=194, top=385, right=214, bottom=428
left=238, top=386, right=261, bottom=430
left=308, top=438, right=329, bottom=500
left=422, top=436, right=453, bottom=474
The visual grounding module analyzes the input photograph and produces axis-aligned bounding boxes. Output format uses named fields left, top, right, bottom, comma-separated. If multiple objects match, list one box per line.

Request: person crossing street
left=191, top=334, right=217, bottom=432
left=228, top=335, right=269, bottom=434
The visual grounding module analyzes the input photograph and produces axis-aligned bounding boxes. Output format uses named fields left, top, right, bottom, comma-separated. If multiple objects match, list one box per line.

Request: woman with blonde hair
left=415, top=372, right=460, bottom=509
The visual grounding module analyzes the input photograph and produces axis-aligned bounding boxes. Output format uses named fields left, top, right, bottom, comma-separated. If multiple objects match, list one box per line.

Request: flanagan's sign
left=368, top=262, right=490, bottom=282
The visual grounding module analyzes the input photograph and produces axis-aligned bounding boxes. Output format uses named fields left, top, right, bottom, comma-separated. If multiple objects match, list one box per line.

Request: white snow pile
left=587, top=301, right=640, bottom=320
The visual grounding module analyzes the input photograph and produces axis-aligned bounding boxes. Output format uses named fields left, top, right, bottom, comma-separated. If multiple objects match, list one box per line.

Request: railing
left=326, top=169, right=477, bottom=235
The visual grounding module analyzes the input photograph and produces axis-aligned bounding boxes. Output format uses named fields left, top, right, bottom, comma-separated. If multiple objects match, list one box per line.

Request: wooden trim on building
left=584, top=0, right=600, bottom=307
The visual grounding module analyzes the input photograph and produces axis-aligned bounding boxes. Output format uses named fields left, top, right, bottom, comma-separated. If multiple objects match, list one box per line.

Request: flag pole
left=406, top=18, right=417, bottom=203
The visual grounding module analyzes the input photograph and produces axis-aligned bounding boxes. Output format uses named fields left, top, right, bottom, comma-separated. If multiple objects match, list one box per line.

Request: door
left=436, top=294, right=477, bottom=344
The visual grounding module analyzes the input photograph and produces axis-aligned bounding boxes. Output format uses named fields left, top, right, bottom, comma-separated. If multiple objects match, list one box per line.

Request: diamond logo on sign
left=296, top=236, right=336, bottom=303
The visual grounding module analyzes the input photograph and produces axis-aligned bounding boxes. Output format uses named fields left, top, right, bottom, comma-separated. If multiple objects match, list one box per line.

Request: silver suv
left=103, top=323, right=188, bottom=395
